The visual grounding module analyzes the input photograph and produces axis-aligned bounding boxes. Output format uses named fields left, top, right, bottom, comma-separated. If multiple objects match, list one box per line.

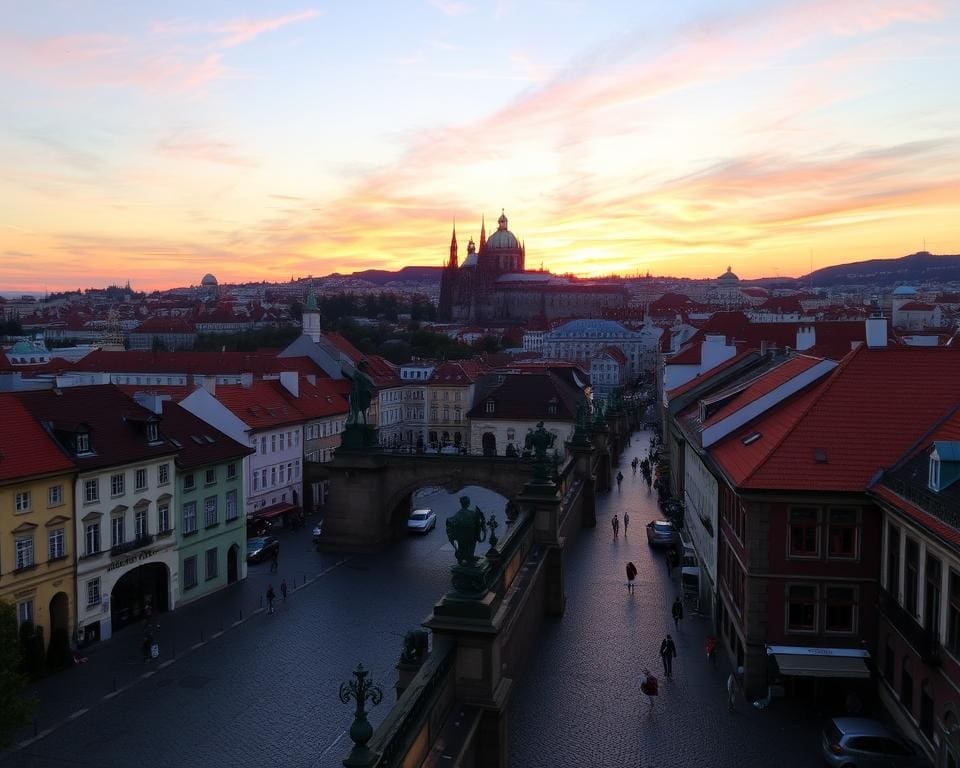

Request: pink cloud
left=217, top=9, right=320, bottom=48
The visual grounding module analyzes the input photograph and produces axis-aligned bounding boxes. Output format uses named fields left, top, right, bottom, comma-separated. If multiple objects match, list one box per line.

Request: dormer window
left=547, top=398, right=559, bottom=416
left=486, top=400, right=496, bottom=414
left=76, top=432, right=91, bottom=454
left=147, top=423, right=159, bottom=443
left=929, top=455, right=941, bottom=491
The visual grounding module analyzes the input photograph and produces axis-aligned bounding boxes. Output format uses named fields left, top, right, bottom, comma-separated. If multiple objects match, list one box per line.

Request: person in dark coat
left=266, top=584, right=276, bottom=614
left=659, top=635, right=677, bottom=679
left=672, top=596, right=684, bottom=629
left=625, top=561, right=638, bottom=594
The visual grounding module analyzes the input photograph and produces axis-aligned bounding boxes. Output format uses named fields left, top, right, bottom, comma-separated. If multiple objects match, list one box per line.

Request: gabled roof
left=0, top=394, right=74, bottom=482
left=428, top=361, right=483, bottom=386
left=161, top=402, right=253, bottom=469
left=214, top=381, right=306, bottom=430
left=285, top=378, right=349, bottom=419
left=666, top=347, right=754, bottom=400
left=466, top=372, right=585, bottom=421
left=710, top=346, right=960, bottom=492
left=324, top=333, right=363, bottom=364
left=16, top=385, right=176, bottom=471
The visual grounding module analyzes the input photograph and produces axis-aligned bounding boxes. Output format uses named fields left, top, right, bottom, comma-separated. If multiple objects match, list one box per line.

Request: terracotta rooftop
left=161, top=402, right=253, bottom=469
left=215, top=381, right=307, bottom=430
left=466, top=372, right=585, bottom=421
left=0, top=394, right=74, bottom=482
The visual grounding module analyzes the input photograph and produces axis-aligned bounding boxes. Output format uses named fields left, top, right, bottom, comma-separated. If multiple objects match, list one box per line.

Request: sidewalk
left=16, top=521, right=341, bottom=742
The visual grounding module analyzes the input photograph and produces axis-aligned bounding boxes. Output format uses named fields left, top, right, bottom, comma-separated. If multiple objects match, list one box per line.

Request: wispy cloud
left=427, top=0, right=475, bottom=17
left=216, top=9, right=320, bottom=48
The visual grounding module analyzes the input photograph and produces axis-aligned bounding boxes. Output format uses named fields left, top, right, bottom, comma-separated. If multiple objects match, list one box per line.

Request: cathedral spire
left=448, top=220, right=458, bottom=268
left=479, top=215, right=486, bottom=251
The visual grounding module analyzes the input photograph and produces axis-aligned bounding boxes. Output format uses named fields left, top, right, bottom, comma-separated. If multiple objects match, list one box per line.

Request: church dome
left=485, top=210, right=520, bottom=250
left=201, top=273, right=218, bottom=286
left=717, top=266, right=739, bottom=283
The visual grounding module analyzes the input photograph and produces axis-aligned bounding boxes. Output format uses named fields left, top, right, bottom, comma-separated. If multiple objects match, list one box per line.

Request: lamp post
left=340, top=663, right=383, bottom=767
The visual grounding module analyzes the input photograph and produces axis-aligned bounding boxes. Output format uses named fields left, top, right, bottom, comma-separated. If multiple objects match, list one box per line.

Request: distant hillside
left=328, top=266, right=442, bottom=285
left=803, top=252, right=960, bottom=287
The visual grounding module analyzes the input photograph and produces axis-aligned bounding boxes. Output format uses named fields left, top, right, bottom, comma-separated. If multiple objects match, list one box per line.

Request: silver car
left=646, top=519, right=679, bottom=547
left=821, top=717, right=929, bottom=767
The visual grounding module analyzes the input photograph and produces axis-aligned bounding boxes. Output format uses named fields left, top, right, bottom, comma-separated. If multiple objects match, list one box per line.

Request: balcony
left=110, top=534, right=154, bottom=557
left=879, top=588, right=941, bottom=666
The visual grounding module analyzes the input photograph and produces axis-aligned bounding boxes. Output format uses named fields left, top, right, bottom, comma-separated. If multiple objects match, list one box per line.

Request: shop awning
left=767, top=646, right=871, bottom=679
left=249, top=501, right=296, bottom=521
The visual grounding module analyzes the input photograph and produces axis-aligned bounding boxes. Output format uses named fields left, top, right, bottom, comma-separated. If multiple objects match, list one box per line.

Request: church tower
left=448, top=222, right=458, bottom=268
left=302, top=288, right=322, bottom=342
left=479, top=215, right=486, bottom=251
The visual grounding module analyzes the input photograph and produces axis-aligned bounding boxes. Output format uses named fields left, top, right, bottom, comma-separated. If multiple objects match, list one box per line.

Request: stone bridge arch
left=319, top=453, right=535, bottom=552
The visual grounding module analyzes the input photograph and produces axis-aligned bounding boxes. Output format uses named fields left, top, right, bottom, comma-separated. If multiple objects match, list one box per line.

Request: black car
left=246, top=536, right=279, bottom=563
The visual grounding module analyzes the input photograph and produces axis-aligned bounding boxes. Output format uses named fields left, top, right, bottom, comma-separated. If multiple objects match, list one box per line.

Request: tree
left=0, top=601, right=32, bottom=747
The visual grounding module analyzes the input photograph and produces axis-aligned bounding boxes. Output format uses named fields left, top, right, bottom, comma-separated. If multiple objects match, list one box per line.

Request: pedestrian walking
left=270, top=550, right=278, bottom=573
left=705, top=635, right=718, bottom=668
left=616, top=471, right=624, bottom=491
left=671, top=596, right=684, bottom=629
left=659, top=634, right=677, bottom=679
left=280, top=579, right=288, bottom=601
left=612, top=514, right=620, bottom=539
left=625, top=561, right=638, bottom=594
left=727, top=667, right=743, bottom=710
left=266, top=584, right=276, bottom=614
left=623, top=512, right=630, bottom=535
left=640, top=668, right=658, bottom=709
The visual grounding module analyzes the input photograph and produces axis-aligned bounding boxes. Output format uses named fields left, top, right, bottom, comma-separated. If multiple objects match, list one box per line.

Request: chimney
left=866, top=314, right=888, bottom=348
left=305, top=374, right=316, bottom=386
left=795, top=326, right=816, bottom=352
left=279, top=371, right=299, bottom=398
left=240, top=372, right=254, bottom=389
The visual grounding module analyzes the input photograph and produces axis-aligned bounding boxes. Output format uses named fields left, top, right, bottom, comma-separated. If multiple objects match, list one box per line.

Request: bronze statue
left=348, top=360, right=374, bottom=425
left=446, top=495, right=487, bottom=565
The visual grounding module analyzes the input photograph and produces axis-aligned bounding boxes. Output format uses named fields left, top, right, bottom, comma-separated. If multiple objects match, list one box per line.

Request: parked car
left=821, top=717, right=930, bottom=767
left=646, top=519, right=680, bottom=547
left=246, top=536, right=279, bottom=564
left=407, top=508, right=437, bottom=534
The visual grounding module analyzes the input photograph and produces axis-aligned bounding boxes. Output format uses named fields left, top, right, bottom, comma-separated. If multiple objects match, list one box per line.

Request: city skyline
left=3, top=0, right=960, bottom=293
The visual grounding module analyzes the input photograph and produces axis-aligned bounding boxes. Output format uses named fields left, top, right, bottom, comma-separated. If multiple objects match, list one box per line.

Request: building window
left=887, top=525, right=901, bottom=596
left=147, top=423, right=159, bottom=443
left=827, top=508, right=858, bottom=559
left=17, top=599, right=33, bottom=627
left=287, top=462, right=293, bottom=482
left=183, top=501, right=197, bottom=534
left=158, top=502, right=170, bottom=532
left=48, top=485, right=63, bottom=507
left=279, top=433, right=285, bottom=451
left=260, top=436, right=266, bottom=454
left=901, top=657, right=914, bottom=713
left=15, top=536, right=34, bottom=570
left=134, top=468, right=147, bottom=492
left=205, top=468, right=216, bottom=485
left=135, top=508, right=148, bottom=539
left=271, top=435, right=277, bottom=452
left=49, top=528, right=65, bottom=560
left=205, top=547, right=218, bottom=580
left=227, top=463, right=237, bottom=480
left=824, top=586, right=857, bottom=633
left=253, top=473, right=260, bottom=491
left=786, top=584, right=817, bottom=632
left=84, top=478, right=99, bottom=504
left=184, top=473, right=195, bottom=492
left=930, top=456, right=941, bottom=490
left=788, top=508, right=819, bottom=558
left=111, top=516, right=125, bottom=547
left=485, top=400, right=495, bottom=414
left=87, top=578, right=101, bottom=607
left=271, top=467, right=277, bottom=486
left=925, top=554, right=942, bottom=637
left=905, top=538, right=920, bottom=616
left=158, top=463, right=170, bottom=486
left=204, top=497, right=218, bottom=528
left=76, top=432, right=91, bottom=453
left=15, top=490, right=31, bottom=512
left=183, top=556, right=198, bottom=590
left=111, top=473, right=125, bottom=497
left=85, top=522, right=100, bottom=555
left=226, top=490, right=238, bottom=521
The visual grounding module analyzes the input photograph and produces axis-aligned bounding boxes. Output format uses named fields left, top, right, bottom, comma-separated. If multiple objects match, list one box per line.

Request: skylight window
left=812, top=448, right=828, bottom=463
left=741, top=432, right=762, bottom=446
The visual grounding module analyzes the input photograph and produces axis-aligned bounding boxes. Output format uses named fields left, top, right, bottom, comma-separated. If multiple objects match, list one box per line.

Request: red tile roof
left=702, top=355, right=826, bottom=427
left=285, top=378, right=349, bottom=419
left=871, top=486, right=960, bottom=547
left=666, top=347, right=753, bottom=400
left=69, top=350, right=326, bottom=377
left=711, top=346, right=960, bottom=491
left=324, top=332, right=363, bottom=363
left=0, top=394, right=74, bottom=482
left=898, top=302, right=937, bottom=312
left=214, top=381, right=306, bottom=429
left=161, top=402, right=253, bottom=469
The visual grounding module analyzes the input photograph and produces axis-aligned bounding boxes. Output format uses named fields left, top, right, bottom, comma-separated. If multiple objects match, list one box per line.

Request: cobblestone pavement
left=508, top=429, right=825, bottom=768
left=3, top=487, right=505, bottom=768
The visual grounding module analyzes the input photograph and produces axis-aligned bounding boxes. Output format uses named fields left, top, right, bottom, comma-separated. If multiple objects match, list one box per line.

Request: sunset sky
left=2, top=0, right=960, bottom=292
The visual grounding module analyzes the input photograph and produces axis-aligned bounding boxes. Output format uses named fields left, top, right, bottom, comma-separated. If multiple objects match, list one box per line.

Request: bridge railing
left=368, top=636, right=457, bottom=768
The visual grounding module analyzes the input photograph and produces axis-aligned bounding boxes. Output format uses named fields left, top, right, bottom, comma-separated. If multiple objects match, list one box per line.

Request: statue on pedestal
left=445, top=495, right=487, bottom=566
